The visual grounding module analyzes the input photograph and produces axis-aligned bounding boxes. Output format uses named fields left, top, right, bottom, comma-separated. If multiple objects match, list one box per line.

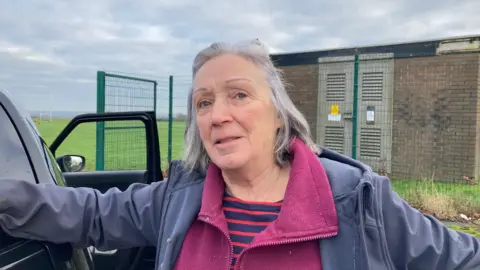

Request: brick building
left=271, top=36, right=480, bottom=182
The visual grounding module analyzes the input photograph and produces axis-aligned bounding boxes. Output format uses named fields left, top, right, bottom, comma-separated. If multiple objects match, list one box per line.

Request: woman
left=1, top=40, right=480, bottom=270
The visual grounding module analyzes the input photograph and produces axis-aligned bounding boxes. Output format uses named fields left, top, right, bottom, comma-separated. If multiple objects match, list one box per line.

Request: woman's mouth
left=215, top=137, right=242, bottom=145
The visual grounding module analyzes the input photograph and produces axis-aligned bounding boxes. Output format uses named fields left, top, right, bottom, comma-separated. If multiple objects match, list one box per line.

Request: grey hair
left=183, top=39, right=319, bottom=172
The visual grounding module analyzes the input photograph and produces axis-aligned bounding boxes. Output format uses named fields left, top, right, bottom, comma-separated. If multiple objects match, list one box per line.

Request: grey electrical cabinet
left=317, top=53, right=394, bottom=173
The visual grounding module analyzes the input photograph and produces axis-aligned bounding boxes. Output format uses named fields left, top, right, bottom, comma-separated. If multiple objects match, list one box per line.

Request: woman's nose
left=210, top=99, right=233, bottom=125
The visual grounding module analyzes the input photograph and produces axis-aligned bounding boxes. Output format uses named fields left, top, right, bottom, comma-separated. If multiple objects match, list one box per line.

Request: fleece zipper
left=198, top=215, right=234, bottom=269
left=233, top=231, right=338, bottom=269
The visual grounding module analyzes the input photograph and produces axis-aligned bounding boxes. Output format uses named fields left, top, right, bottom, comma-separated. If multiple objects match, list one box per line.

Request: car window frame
left=0, top=104, right=37, bottom=183
left=41, top=138, right=67, bottom=186
left=24, top=117, right=67, bottom=186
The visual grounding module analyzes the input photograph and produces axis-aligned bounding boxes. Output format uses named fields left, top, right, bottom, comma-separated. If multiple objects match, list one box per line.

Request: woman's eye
left=197, top=100, right=211, bottom=108
left=234, top=92, right=247, bottom=99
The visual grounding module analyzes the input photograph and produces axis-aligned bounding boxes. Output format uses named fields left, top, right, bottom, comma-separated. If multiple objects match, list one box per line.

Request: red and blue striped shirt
left=223, top=193, right=282, bottom=268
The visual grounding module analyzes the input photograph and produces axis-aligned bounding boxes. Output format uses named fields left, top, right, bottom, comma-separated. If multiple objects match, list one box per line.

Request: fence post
left=153, top=81, right=158, bottom=114
left=351, top=54, right=359, bottom=160
left=96, top=71, right=106, bottom=171
left=168, top=75, right=173, bottom=165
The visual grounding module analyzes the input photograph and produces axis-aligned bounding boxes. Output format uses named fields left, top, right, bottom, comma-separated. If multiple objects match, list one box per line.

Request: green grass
left=448, top=224, right=480, bottom=237
left=391, top=178, right=480, bottom=218
left=35, top=118, right=185, bottom=171
left=391, top=179, right=480, bottom=205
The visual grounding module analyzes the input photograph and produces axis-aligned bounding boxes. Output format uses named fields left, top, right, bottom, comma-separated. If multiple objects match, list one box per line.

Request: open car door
left=49, top=111, right=162, bottom=270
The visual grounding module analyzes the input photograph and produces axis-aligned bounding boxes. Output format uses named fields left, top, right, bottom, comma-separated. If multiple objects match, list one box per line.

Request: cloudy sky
left=0, top=0, right=478, bottom=116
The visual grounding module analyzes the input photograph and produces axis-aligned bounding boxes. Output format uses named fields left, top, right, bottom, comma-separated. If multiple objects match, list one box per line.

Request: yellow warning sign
left=330, top=104, right=339, bottom=115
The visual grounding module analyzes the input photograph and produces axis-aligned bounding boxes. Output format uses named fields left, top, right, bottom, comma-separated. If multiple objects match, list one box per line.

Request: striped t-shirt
left=223, top=193, right=282, bottom=268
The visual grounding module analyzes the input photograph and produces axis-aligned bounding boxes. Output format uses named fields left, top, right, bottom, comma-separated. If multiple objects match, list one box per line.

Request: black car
left=0, top=89, right=163, bottom=270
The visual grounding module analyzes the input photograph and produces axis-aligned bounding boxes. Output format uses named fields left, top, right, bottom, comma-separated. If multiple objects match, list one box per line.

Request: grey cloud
left=0, top=0, right=478, bottom=114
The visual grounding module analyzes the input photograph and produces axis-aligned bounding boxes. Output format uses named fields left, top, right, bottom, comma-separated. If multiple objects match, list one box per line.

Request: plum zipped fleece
left=173, top=138, right=339, bottom=269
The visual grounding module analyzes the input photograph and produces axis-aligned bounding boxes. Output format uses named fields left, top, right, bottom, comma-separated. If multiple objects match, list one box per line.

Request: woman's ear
left=275, top=113, right=284, bottom=129
left=276, top=122, right=283, bottom=130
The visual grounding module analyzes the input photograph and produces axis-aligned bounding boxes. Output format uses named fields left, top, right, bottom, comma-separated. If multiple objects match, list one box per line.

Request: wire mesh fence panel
left=104, top=73, right=157, bottom=113
left=386, top=53, right=480, bottom=220
left=96, top=71, right=157, bottom=171
left=103, top=120, right=147, bottom=171
left=155, top=76, right=172, bottom=170
left=92, top=49, right=480, bottom=220
left=280, top=51, right=480, bottom=220
left=96, top=70, right=188, bottom=172
left=168, top=74, right=190, bottom=166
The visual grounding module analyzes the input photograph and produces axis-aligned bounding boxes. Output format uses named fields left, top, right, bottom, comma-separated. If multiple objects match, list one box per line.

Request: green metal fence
left=96, top=71, right=158, bottom=171
left=169, top=74, right=190, bottom=166
left=96, top=71, right=189, bottom=171
left=76, top=46, right=480, bottom=224
left=93, top=49, right=480, bottom=220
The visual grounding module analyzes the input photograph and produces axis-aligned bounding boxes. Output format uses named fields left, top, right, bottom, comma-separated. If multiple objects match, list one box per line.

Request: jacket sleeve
left=0, top=178, right=167, bottom=250
left=374, top=175, right=480, bottom=270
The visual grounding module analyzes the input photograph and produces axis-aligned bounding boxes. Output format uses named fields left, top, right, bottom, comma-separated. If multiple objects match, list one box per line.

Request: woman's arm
left=0, top=178, right=166, bottom=250
left=374, top=175, right=480, bottom=269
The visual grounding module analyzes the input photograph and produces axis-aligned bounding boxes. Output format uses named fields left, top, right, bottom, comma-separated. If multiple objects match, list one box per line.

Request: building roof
left=270, top=35, right=480, bottom=66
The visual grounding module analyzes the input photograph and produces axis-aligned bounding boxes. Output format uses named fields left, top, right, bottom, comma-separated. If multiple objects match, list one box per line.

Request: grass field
left=36, top=118, right=186, bottom=171
left=35, top=117, right=480, bottom=219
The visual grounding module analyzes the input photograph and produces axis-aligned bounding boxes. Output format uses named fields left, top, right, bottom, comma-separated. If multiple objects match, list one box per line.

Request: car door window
left=55, top=119, right=148, bottom=172
left=0, top=105, right=35, bottom=182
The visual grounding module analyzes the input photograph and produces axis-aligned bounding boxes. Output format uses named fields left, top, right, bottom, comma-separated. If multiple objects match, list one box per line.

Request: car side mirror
left=56, top=155, right=86, bottom=172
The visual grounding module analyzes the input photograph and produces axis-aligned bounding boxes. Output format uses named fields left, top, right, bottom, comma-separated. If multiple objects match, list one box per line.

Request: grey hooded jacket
left=1, top=148, right=480, bottom=270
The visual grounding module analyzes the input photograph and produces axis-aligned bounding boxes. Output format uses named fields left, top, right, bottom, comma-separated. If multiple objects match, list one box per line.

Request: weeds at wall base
left=390, top=177, right=480, bottom=223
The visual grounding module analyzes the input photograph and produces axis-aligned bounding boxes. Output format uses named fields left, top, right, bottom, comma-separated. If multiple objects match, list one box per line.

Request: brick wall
left=280, top=64, right=319, bottom=140
left=392, top=53, right=480, bottom=181
left=279, top=53, right=480, bottom=182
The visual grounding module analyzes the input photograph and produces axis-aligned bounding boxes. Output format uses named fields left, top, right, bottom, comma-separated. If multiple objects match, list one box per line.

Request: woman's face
left=192, top=54, right=282, bottom=170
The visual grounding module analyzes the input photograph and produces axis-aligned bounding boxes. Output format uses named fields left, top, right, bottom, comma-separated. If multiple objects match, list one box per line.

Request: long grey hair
left=183, top=39, right=318, bottom=171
